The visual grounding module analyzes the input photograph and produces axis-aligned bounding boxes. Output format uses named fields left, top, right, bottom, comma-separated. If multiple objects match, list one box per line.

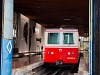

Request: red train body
left=44, top=28, right=80, bottom=66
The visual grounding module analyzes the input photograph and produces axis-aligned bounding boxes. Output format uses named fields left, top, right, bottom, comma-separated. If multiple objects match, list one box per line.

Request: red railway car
left=44, top=28, right=80, bottom=72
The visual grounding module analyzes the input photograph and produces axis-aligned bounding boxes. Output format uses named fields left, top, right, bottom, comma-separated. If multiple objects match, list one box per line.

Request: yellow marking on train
left=67, top=57, right=75, bottom=59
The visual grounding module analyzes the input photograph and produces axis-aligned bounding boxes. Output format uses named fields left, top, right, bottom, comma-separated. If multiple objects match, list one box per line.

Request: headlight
left=51, top=52, right=54, bottom=54
left=68, top=52, right=71, bottom=55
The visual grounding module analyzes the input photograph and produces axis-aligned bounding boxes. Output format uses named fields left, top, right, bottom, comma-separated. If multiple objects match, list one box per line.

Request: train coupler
left=56, top=60, right=63, bottom=65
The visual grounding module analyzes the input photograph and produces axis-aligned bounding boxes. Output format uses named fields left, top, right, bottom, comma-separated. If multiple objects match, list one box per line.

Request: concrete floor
left=74, top=56, right=89, bottom=75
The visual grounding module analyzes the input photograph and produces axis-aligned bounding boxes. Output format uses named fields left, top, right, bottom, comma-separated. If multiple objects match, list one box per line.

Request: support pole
left=89, top=0, right=95, bottom=74
left=89, top=0, right=94, bottom=74
left=1, top=0, right=14, bottom=75
left=0, top=0, right=2, bottom=74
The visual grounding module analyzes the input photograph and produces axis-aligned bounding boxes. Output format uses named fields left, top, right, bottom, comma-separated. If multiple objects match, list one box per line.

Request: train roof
left=45, top=28, right=78, bottom=32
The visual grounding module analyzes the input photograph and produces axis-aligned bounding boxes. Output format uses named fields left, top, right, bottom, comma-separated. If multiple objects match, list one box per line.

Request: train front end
left=44, top=29, right=80, bottom=65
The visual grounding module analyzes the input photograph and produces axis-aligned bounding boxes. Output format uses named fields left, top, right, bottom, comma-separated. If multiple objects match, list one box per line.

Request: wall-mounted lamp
left=35, top=27, right=39, bottom=33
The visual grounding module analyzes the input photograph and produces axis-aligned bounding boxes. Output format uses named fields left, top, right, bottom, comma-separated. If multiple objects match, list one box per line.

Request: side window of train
left=63, top=33, right=74, bottom=44
left=47, top=33, right=60, bottom=44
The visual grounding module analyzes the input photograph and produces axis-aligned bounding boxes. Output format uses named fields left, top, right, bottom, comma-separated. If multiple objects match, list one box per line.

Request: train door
left=44, top=31, right=62, bottom=63
left=61, top=31, right=79, bottom=64
left=62, top=32, right=74, bottom=63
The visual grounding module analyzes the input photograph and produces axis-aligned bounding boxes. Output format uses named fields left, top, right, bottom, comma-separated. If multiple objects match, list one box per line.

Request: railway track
left=32, top=65, right=75, bottom=75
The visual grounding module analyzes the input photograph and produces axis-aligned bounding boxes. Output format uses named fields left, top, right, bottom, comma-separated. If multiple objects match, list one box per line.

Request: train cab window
left=48, top=33, right=60, bottom=44
left=63, top=33, right=74, bottom=44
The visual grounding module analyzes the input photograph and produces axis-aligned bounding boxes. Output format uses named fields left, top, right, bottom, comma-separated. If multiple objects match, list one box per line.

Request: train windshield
left=63, top=33, right=74, bottom=44
left=48, top=33, right=60, bottom=44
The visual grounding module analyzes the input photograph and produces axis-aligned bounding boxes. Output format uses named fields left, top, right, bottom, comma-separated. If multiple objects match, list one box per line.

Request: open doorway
left=13, top=0, right=92, bottom=74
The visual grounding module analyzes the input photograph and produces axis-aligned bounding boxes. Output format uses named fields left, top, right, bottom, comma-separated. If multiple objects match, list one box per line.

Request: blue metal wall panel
left=2, top=38, right=13, bottom=59
left=1, top=38, right=13, bottom=75
left=1, top=0, right=14, bottom=75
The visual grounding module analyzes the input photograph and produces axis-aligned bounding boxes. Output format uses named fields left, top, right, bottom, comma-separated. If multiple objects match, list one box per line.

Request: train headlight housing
left=72, top=52, right=74, bottom=55
left=48, top=51, right=50, bottom=54
left=51, top=52, right=54, bottom=54
left=48, top=51, right=54, bottom=55
left=68, top=52, right=71, bottom=55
